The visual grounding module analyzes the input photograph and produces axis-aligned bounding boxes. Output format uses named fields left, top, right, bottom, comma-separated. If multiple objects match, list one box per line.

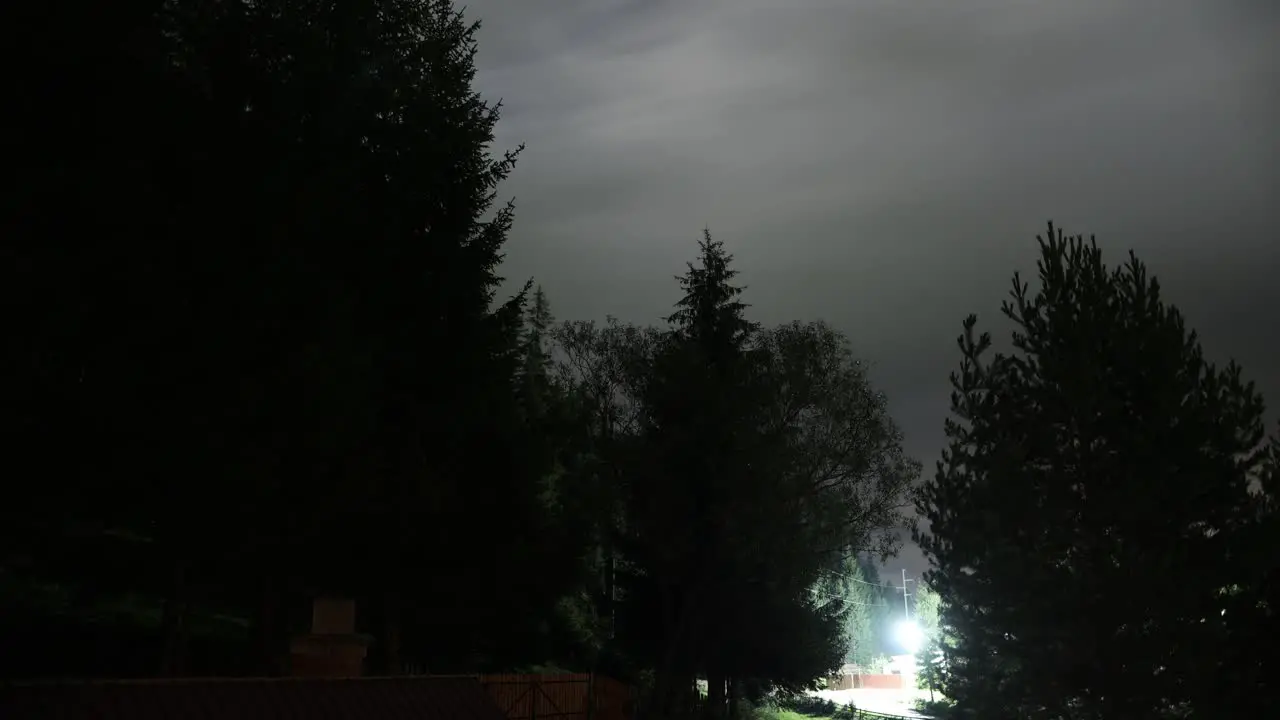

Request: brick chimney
left=289, top=598, right=372, bottom=678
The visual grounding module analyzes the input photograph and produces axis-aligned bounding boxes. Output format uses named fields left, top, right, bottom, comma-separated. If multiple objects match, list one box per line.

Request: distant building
left=886, top=654, right=917, bottom=677
left=827, top=661, right=905, bottom=691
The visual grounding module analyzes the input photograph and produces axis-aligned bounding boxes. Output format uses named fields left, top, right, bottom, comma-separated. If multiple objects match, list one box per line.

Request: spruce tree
left=916, top=222, right=1269, bottom=719
left=667, top=229, right=761, bottom=359
left=631, top=236, right=920, bottom=715
left=637, top=230, right=763, bottom=717
left=542, top=234, right=919, bottom=708
left=6, top=0, right=554, bottom=675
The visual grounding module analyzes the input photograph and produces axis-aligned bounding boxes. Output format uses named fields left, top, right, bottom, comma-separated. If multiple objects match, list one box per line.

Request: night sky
left=466, top=0, right=1279, bottom=577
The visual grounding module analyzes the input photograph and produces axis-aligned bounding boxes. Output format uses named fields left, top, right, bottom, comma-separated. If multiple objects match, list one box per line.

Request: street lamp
left=894, top=619, right=924, bottom=654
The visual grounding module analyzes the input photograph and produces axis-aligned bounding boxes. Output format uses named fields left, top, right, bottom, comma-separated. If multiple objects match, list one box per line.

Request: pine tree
left=916, top=222, right=1269, bottom=719
left=1206, top=421, right=1280, bottom=714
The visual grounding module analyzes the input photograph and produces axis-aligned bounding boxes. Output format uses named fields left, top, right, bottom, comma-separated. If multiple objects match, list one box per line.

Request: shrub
left=777, top=695, right=837, bottom=716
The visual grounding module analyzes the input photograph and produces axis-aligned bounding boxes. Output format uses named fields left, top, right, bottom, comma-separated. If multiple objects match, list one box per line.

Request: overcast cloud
left=464, top=0, right=1280, bottom=576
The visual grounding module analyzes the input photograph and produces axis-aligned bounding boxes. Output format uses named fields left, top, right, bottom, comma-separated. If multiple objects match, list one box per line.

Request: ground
left=809, top=688, right=934, bottom=718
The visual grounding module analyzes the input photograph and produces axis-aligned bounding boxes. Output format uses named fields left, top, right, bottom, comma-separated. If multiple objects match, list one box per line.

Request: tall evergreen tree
left=637, top=230, right=764, bottom=717
left=541, top=235, right=919, bottom=714
left=5, top=0, right=558, bottom=676
left=624, top=234, right=921, bottom=717
left=916, top=222, right=1269, bottom=719
left=1205, top=420, right=1280, bottom=715
left=519, top=285, right=556, bottom=414
left=667, top=229, right=761, bottom=360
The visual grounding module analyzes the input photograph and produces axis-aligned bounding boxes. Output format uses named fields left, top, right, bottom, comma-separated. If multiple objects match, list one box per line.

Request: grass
left=914, top=697, right=954, bottom=717
left=753, top=696, right=859, bottom=720
left=774, top=710, right=829, bottom=720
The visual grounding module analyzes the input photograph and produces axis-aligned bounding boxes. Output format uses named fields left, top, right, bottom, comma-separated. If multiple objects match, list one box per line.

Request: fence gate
left=480, top=674, right=594, bottom=720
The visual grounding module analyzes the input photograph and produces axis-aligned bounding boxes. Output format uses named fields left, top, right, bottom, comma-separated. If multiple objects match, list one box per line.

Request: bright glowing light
left=894, top=620, right=924, bottom=654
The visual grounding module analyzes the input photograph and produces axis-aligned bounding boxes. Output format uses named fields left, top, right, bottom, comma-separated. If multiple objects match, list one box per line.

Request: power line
left=813, top=566, right=901, bottom=611
left=821, top=567, right=893, bottom=588
left=813, top=589, right=890, bottom=606
left=814, top=593, right=891, bottom=610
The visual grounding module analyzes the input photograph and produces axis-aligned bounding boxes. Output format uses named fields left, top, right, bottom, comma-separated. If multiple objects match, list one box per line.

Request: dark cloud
left=466, top=0, right=1280, bottom=576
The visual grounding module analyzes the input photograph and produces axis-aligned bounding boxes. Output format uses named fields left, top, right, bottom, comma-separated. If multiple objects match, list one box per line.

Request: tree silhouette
left=916, top=222, right=1270, bottom=719
left=610, top=233, right=919, bottom=717
left=5, top=0, right=561, bottom=677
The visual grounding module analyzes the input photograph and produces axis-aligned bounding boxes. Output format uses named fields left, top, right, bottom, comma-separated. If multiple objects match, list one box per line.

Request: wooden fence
left=827, top=673, right=905, bottom=690
left=479, top=673, right=631, bottom=720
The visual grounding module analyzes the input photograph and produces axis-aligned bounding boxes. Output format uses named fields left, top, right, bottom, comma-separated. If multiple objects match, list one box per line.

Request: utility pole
left=898, top=569, right=914, bottom=621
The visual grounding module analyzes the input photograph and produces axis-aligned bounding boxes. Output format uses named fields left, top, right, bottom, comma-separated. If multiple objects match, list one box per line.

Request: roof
left=0, top=675, right=510, bottom=720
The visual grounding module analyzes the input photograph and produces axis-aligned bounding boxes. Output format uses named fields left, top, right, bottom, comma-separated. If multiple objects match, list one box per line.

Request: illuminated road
left=809, top=688, right=934, bottom=718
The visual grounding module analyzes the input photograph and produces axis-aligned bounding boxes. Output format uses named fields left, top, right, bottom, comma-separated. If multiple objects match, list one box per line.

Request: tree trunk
left=649, top=657, right=673, bottom=719
left=383, top=591, right=403, bottom=676
left=159, top=560, right=189, bottom=677
left=251, top=574, right=286, bottom=676
left=706, top=664, right=726, bottom=719
left=646, top=586, right=679, bottom=720
left=727, top=678, right=739, bottom=719
left=646, top=580, right=705, bottom=720
left=603, top=542, right=616, bottom=639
